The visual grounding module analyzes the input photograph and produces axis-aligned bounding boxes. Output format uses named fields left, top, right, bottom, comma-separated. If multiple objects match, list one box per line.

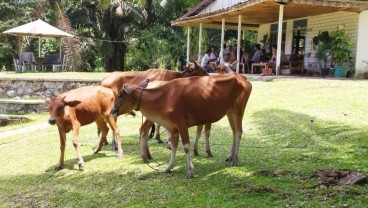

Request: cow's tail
left=97, top=127, right=101, bottom=136
left=148, top=123, right=156, bottom=139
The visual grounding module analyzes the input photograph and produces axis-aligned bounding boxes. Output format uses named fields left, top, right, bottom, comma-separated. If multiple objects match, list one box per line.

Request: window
left=292, top=19, right=307, bottom=55
left=269, top=22, right=287, bottom=52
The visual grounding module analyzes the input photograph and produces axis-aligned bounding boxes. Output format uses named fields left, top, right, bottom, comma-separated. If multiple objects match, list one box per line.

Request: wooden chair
left=280, top=54, right=304, bottom=75
left=12, top=53, right=23, bottom=72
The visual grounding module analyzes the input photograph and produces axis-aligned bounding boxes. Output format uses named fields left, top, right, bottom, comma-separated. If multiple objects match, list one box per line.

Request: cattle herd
left=45, top=62, right=252, bottom=178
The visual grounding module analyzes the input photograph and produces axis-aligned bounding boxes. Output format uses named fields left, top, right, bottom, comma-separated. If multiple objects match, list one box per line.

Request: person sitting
left=239, top=51, right=250, bottom=73
left=209, top=46, right=218, bottom=63
left=201, top=49, right=214, bottom=73
left=263, top=44, right=288, bottom=76
left=248, top=44, right=262, bottom=70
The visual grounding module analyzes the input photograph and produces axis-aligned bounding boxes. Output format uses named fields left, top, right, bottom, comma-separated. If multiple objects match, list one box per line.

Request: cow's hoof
left=186, top=172, right=194, bottom=179
left=232, top=162, right=238, bottom=166
left=93, top=148, right=100, bottom=154
left=225, top=156, right=233, bottom=162
left=157, top=139, right=164, bottom=144
left=193, top=150, right=199, bottom=156
left=117, top=152, right=123, bottom=158
left=147, top=154, right=153, bottom=160
left=206, top=151, right=214, bottom=157
left=78, top=162, right=85, bottom=169
left=103, top=141, right=109, bottom=145
left=166, top=143, right=172, bottom=150
left=55, top=165, right=62, bottom=171
left=163, top=169, right=172, bottom=174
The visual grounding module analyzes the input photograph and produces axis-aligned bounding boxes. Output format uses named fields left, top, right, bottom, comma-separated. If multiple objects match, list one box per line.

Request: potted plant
left=330, top=29, right=353, bottom=77
left=312, top=31, right=331, bottom=77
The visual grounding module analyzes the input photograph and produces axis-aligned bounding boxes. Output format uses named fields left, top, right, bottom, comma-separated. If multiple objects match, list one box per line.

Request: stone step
left=0, top=99, right=47, bottom=115
left=0, top=114, right=29, bottom=126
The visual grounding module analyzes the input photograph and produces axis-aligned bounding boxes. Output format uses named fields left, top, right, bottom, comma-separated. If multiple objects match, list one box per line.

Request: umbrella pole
left=17, top=37, right=22, bottom=53
left=59, top=38, right=62, bottom=61
left=38, top=37, right=41, bottom=57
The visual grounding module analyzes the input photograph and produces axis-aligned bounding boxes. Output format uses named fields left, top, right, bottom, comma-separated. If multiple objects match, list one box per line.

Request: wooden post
left=236, top=15, right=242, bottom=73
left=220, top=18, right=225, bottom=63
left=186, top=26, right=191, bottom=66
left=276, top=4, right=284, bottom=76
left=198, top=23, right=203, bottom=62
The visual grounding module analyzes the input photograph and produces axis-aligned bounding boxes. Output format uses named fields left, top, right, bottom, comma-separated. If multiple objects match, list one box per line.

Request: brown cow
left=101, top=62, right=212, bottom=162
left=45, top=86, right=122, bottom=171
left=110, top=74, right=252, bottom=178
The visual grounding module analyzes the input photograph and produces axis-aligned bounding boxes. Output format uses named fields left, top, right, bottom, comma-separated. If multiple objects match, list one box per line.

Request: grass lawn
left=0, top=76, right=368, bottom=207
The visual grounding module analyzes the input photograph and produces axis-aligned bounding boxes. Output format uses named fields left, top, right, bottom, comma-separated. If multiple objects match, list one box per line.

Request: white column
left=198, top=23, right=203, bottom=62
left=276, top=4, right=284, bottom=76
left=186, top=26, right=191, bottom=66
left=355, top=10, right=368, bottom=78
left=236, top=15, right=242, bottom=73
left=220, top=18, right=225, bottom=63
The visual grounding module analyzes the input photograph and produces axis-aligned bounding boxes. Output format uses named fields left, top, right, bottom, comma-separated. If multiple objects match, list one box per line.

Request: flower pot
left=364, top=71, right=368, bottom=79
left=334, top=66, right=349, bottom=78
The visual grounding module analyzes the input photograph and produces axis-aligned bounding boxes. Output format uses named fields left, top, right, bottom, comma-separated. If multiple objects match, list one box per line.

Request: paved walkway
left=0, top=122, right=49, bottom=139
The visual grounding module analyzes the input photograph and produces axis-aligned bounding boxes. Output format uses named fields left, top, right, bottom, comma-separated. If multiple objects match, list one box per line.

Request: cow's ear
left=139, top=79, right=149, bottom=89
left=123, top=84, right=134, bottom=94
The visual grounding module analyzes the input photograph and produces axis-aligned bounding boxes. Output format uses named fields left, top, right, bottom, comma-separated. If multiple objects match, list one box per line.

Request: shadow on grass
left=44, top=152, right=113, bottom=172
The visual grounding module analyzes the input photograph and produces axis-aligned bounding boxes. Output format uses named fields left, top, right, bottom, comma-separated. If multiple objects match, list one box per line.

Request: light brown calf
left=45, top=86, right=122, bottom=170
left=110, top=74, right=252, bottom=178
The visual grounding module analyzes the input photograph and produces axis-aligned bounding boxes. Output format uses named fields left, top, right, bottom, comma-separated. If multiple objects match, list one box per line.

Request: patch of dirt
left=303, top=168, right=368, bottom=187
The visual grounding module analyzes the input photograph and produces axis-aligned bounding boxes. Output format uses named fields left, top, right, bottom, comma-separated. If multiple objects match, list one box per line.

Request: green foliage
left=330, top=29, right=353, bottom=66
left=0, top=2, right=36, bottom=71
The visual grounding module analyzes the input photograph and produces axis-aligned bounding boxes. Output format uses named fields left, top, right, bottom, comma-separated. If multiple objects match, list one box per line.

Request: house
left=171, top=0, right=368, bottom=78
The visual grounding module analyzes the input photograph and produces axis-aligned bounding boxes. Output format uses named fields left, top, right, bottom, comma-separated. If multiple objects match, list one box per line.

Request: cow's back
left=101, top=69, right=182, bottom=95
left=144, top=74, right=251, bottom=126
left=62, top=86, right=115, bottom=126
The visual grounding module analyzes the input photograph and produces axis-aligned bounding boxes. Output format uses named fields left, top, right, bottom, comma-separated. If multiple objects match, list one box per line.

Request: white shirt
left=201, top=54, right=210, bottom=66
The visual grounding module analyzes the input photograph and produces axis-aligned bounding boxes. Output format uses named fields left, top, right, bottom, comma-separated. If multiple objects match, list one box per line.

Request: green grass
left=1, top=77, right=368, bottom=207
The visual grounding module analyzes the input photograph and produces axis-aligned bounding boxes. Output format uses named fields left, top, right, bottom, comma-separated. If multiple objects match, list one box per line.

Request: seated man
left=248, top=44, right=262, bottom=70
left=263, top=44, right=288, bottom=75
left=201, top=49, right=213, bottom=73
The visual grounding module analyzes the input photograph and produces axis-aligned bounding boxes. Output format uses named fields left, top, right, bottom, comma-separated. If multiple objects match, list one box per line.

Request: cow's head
left=110, top=79, right=149, bottom=117
left=182, top=60, right=209, bottom=77
left=45, top=96, right=81, bottom=125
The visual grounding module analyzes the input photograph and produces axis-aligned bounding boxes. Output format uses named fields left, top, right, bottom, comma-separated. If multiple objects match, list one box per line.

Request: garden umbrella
left=2, top=19, right=73, bottom=57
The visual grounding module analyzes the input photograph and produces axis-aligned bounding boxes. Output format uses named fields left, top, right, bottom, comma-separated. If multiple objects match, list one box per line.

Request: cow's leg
left=71, top=123, right=84, bottom=169
left=204, top=123, right=213, bottom=157
left=179, top=128, right=194, bottom=179
left=155, top=124, right=164, bottom=143
left=105, top=116, right=122, bottom=158
left=110, top=117, right=118, bottom=151
left=232, top=113, right=243, bottom=166
left=163, top=131, right=178, bottom=174
left=166, top=131, right=172, bottom=150
left=140, top=119, right=154, bottom=163
left=94, top=118, right=109, bottom=154
left=55, top=128, right=66, bottom=171
left=193, top=124, right=203, bottom=156
left=226, top=113, right=236, bottom=163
